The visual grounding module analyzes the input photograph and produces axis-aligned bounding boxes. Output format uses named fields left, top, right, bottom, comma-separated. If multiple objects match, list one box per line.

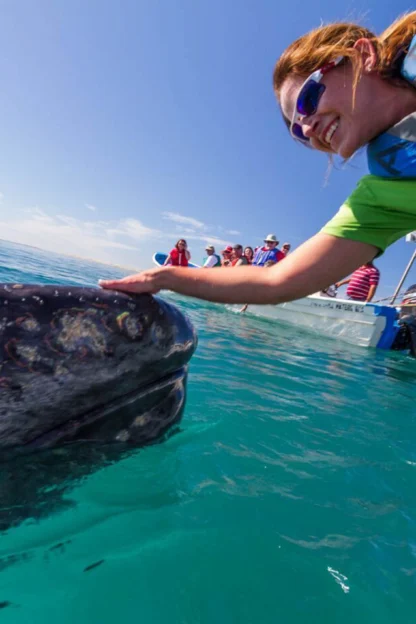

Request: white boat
left=236, top=240, right=416, bottom=352
left=238, top=296, right=399, bottom=349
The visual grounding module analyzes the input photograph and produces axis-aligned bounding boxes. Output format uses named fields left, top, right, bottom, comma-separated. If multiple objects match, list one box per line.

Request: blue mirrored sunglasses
left=290, top=57, right=344, bottom=145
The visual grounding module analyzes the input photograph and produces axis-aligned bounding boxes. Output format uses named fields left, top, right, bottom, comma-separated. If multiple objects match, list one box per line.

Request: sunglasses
left=290, top=56, right=344, bottom=145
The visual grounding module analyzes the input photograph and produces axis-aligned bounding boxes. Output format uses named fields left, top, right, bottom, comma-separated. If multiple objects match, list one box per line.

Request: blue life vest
left=367, top=113, right=416, bottom=178
left=253, top=247, right=280, bottom=266
left=367, top=35, right=416, bottom=179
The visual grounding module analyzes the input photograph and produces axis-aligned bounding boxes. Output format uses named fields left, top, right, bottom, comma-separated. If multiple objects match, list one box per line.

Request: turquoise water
left=1, top=239, right=416, bottom=623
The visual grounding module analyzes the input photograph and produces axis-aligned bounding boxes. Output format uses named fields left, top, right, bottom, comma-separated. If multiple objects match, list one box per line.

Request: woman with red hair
left=100, top=13, right=416, bottom=304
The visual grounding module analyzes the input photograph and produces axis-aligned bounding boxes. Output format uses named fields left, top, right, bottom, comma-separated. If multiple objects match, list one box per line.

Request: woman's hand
left=99, top=268, right=163, bottom=295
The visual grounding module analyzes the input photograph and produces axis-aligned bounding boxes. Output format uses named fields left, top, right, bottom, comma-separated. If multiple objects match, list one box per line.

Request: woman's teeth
left=324, top=119, right=339, bottom=145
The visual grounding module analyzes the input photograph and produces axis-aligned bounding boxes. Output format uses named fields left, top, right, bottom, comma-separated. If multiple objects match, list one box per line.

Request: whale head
left=0, top=284, right=197, bottom=450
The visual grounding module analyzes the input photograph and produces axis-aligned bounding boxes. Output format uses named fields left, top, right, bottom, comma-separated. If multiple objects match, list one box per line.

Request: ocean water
left=0, top=238, right=416, bottom=623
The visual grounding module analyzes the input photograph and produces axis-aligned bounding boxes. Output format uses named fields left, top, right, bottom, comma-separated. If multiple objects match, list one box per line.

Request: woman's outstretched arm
left=99, top=234, right=378, bottom=305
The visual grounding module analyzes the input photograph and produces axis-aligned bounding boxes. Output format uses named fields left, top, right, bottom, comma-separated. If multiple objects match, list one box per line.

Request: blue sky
left=0, top=0, right=414, bottom=298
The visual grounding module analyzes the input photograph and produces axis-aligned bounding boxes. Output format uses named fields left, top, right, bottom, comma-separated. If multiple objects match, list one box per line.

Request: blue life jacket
left=367, top=35, right=416, bottom=179
left=253, top=247, right=280, bottom=266
left=367, top=113, right=416, bottom=178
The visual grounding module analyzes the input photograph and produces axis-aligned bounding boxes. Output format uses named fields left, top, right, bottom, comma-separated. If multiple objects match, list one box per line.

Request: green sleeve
left=320, top=175, right=416, bottom=253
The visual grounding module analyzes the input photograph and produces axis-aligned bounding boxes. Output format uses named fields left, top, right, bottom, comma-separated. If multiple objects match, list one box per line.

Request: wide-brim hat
left=205, top=244, right=215, bottom=251
left=264, top=234, right=278, bottom=243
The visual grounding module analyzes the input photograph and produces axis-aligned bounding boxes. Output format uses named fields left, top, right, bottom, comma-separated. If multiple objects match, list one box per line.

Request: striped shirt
left=346, top=265, right=380, bottom=301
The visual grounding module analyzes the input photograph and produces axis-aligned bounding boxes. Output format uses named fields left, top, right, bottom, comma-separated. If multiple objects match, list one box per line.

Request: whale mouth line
left=19, top=367, right=188, bottom=453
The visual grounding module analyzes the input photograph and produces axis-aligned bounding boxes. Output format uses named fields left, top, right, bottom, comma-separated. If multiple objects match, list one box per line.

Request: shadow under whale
left=0, top=284, right=197, bottom=529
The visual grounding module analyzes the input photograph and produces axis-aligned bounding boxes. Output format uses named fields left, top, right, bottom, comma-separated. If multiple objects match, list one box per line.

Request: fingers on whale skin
left=98, top=279, right=159, bottom=295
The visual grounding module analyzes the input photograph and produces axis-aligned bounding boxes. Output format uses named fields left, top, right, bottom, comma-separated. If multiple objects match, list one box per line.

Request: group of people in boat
left=164, top=236, right=381, bottom=304
left=164, top=234, right=291, bottom=269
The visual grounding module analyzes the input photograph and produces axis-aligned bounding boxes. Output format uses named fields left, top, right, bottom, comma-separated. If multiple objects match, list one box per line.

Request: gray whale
left=0, top=284, right=197, bottom=529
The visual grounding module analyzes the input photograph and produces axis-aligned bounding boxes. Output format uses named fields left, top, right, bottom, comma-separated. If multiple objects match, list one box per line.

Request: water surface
left=0, top=239, right=415, bottom=624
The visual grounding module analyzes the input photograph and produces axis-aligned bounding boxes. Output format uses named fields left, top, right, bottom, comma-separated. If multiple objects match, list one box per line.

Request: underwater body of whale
left=0, top=284, right=197, bottom=529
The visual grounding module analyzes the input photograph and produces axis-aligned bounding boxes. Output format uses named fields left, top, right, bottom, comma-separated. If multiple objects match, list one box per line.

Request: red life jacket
left=231, top=256, right=248, bottom=267
left=170, top=248, right=189, bottom=267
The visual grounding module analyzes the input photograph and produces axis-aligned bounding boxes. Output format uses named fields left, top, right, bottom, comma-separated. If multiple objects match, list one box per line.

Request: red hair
left=273, top=12, right=416, bottom=114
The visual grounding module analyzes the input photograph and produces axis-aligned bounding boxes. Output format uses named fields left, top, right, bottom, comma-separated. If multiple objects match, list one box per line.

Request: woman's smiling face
left=279, top=42, right=403, bottom=159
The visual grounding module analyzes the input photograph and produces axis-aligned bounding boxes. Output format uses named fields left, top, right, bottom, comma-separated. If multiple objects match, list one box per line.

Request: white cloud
left=0, top=206, right=161, bottom=267
left=0, top=192, right=4, bottom=204
left=85, top=203, right=97, bottom=212
left=184, top=233, right=230, bottom=247
left=0, top=202, right=234, bottom=269
left=23, top=206, right=52, bottom=221
left=162, top=211, right=206, bottom=230
left=108, top=218, right=157, bottom=241
left=228, top=230, right=241, bottom=236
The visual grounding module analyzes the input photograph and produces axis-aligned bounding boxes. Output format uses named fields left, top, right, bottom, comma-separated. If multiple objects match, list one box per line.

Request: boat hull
left=239, top=296, right=400, bottom=349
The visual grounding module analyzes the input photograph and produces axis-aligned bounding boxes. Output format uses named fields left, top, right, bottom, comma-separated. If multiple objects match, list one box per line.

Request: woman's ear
left=353, top=38, right=378, bottom=73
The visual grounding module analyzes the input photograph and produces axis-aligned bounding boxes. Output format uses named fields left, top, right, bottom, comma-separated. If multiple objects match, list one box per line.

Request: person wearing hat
left=221, top=245, right=233, bottom=267
left=203, top=245, right=221, bottom=268
left=252, top=234, right=285, bottom=267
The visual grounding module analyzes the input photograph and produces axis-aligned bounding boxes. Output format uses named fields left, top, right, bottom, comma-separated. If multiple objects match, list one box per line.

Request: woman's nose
left=301, top=116, right=319, bottom=139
